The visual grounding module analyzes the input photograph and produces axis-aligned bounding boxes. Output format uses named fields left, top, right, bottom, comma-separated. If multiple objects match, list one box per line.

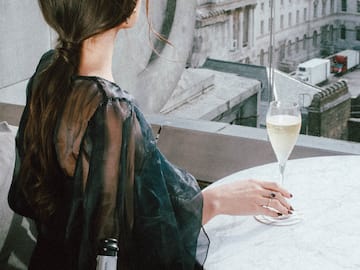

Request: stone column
left=239, top=8, right=244, bottom=49
left=249, top=5, right=255, bottom=47
left=228, top=10, right=234, bottom=50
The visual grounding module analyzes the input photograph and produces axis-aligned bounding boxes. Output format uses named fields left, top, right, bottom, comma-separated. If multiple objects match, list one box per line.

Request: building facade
left=190, top=0, right=360, bottom=72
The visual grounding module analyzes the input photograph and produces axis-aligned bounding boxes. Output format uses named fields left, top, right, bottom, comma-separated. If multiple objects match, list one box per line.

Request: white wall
left=0, top=0, right=197, bottom=113
left=0, top=1, right=50, bottom=105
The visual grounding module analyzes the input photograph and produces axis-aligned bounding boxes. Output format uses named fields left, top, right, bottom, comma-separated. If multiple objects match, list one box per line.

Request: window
left=329, top=25, right=334, bottom=41
left=320, top=25, right=328, bottom=45
left=341, top=0, right=347, bottom=12
left=288, top=12, right=292, bottom=27
left=243, top=7, right=250, bottom=47
left=304, top=8, right=307, bottom=21
left=279, top=43, right=285, bottom=61
left=340, top=25, right=346, bottom=39
left=296, top=10, right=300, bottom=24
left=260, top=20, right=264, bottom=34
left=261, top=2, right=265, bottom=11
left=357, top=0, right=360, bottom=12
left=313, top=1, right=318, bottom=18
left=280, top=14, right=284, bottom=29
left=322, top=0, right=327, bottom=15
left=356, top=27, right=360, bottom=41
left=287, top=40, right=292, bottom=56
left=330, top=0, right=335, bottom=13
left=303, top=34, right=307, bottom=50
left=313, top=31, right=318, bottom=47
left=295, top=37, right=300, bottom=53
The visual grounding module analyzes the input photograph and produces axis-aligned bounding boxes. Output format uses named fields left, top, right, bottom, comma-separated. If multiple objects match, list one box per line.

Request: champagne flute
left=255, top=100, right=302, bottom=225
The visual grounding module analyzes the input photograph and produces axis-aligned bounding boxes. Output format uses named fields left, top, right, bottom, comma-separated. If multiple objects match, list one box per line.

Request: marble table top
left=203, top=155, right=360, bottom=270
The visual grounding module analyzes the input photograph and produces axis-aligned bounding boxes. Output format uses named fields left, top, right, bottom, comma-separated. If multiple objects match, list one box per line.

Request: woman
left=8, top=0, right=293, bottom=269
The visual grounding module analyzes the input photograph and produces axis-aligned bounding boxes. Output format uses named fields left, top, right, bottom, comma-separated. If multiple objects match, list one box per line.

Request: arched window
left=313, top=31, right=318, bottom=47
left=356, top=27, right=360, bottom=41
left=287, top=40, right=292, bottom=56
left=295, top=37, right=300, bottom=53
left=340, top=25, right=346, bottom=39
left=279, top=43, right=286, bottom=61
left=329, top=25, right=334, bottom=41
left=320, top=25, right=328, bottom=45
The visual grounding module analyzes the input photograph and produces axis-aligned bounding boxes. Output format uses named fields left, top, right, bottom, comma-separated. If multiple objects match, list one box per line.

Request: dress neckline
left=73, top=75, right=120, bottom=88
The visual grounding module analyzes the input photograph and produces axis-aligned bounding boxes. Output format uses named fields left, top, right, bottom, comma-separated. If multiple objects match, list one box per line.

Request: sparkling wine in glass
left=255, top=100, right=302, bottom=226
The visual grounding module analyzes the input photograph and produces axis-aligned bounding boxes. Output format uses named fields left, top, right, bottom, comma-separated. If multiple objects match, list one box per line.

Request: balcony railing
left=147, top=114, right=360, bottom=186
left=2, top=102, right=360, bottom=188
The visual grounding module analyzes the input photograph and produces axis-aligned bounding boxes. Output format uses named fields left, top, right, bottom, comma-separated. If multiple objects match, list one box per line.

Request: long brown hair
left=20, top=0, right=139, bottom=222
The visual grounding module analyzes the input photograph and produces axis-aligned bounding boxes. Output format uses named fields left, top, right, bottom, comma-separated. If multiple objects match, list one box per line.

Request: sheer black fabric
left=8, top=51, right=209, bottom=269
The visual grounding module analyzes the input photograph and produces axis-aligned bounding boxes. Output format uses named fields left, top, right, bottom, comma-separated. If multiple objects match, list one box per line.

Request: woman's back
left=9, top=51, right=205, bottom=269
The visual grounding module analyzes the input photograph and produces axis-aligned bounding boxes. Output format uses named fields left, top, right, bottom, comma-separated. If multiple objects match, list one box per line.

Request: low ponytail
left=20, top=39, right=81, bottom=221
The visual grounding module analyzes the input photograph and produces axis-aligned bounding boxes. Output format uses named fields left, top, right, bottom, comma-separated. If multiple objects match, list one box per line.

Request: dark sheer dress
left=8, top=51, right=209, bottom=269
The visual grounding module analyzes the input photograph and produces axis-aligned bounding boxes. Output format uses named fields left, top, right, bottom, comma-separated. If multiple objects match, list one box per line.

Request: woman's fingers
left=259, top=180, right=293, bottom=198
left=261, top=206, right=285, bottom=218
left=259, top=190, right=293, bottom=212
left=259, top=196, right=293, bottom=216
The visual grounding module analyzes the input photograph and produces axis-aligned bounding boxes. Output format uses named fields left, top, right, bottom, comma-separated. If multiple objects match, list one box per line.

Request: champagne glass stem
left=279, top=162, right=286, bottom=185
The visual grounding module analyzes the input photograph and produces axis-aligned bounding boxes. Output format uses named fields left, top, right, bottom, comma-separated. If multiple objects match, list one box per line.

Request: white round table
left=203, top=155, right=360, bottom=270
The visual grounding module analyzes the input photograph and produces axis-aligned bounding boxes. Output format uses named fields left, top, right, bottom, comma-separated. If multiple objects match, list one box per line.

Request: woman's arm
left=201, top=179, right=293, bottom=225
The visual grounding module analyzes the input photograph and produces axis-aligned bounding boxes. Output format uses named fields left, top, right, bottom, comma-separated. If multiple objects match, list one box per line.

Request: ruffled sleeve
left=129, top=106, right=208, bottom=269
left=56, top=77, right=209, bottom=269
left=55, top=78, right=135, bottom=269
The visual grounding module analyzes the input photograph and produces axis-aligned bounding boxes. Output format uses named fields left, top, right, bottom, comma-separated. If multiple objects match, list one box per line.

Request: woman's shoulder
left=34, top=50, right=134, bottom=106
left=63, top=76, right=136, bottom=129
left=72, top=75, right=134, bottom=105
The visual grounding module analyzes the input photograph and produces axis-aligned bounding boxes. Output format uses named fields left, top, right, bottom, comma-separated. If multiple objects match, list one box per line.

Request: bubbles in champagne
left=266, top=114, right=301, bottom=165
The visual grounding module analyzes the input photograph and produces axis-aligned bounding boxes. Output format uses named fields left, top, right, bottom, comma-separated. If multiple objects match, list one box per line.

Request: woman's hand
left=201, top=179, right=293, bottom=225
